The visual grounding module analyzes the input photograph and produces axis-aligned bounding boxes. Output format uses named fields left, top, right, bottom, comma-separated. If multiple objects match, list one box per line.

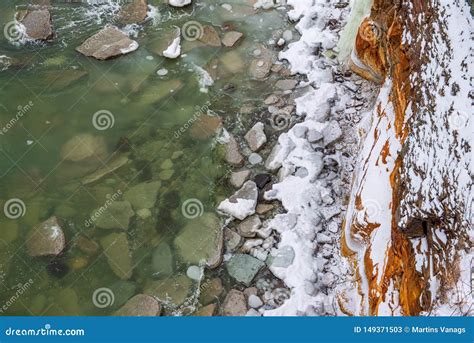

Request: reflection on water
left=0, top=0, right=290, bottom=315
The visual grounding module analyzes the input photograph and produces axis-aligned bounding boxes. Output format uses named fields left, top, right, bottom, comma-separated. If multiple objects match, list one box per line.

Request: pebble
left=237, top=215, right=261, bottom=238
left=248, top=153, right=263, bottom=165
left=248, top=294, right=263, bottom=308
left=254, top=173, right=271, bottom=189
left=244, top=122, right=267, bottom=152
left=222, top=290, right=247, bottom=316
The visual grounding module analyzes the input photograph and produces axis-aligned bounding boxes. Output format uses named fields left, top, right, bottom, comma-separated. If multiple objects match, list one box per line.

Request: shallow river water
left=0, top=0, right=293, bottom=315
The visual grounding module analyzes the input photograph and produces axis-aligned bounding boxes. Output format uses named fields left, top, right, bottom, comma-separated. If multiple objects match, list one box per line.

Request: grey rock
left=248, top=153, right=263, bottom=165
left=322, top=121, right=342, bottom=146
left=275, top=79, right=298, bottom=91
left=76, top=27, right=138, bottom=60
left=249, top=56, right=272, bottom=79
left=124, top=181, right=161, bottom=210
left=218, top=181, right=258, bottom=220
left=26, top=216, right=65, bottom=257
left=222, top=289, right=247, bottom=316
left=151, top=243, right=173, bottom=278
left=237, top=215, right=261, bottom=238
left=244, top=122, right=267, bottom=152
left=117, top=0, right=148, bottom=24
left=248, top=294, right=263, bottom=308
left=114, top=294, right=161, bottom=316
left=226, top=253, right=265, bottom=286
left=230, top=170, right=251, bottom=188
left=93, top=201, right=134, bottom=230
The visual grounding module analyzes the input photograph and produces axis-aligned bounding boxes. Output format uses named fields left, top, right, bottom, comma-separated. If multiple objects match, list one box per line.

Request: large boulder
left=76, top=27, right=138, bottom=60
left=26, top=216, right=65, bottom=257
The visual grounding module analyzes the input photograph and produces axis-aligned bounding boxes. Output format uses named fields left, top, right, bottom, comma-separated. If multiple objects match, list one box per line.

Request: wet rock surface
left=27, top=216, right=65, bottom=257
left=114, top=294, right=161, bottom=316
left=16, top=8, right=53, bottom=41
left=76, top=27, right=138, bottom=60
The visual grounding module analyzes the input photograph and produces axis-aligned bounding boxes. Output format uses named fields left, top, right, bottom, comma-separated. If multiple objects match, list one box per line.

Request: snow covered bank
left=262, top=0, right=361, bottom=316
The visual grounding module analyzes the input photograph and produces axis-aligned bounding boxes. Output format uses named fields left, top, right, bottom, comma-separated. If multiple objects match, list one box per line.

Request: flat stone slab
left=16, top=9, right=53, bottom=41
left=226, top=253, right=265, bottom=286
left=76, top=27, right=138, bottom=60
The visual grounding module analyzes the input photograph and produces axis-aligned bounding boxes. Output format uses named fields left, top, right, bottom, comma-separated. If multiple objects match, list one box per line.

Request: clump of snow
left=163, top=35, right=181, bottom=59
left=169, top=0, right=192, bottom=7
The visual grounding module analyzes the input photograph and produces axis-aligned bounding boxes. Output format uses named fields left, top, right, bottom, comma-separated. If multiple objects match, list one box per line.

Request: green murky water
left=0, top=0, right=291, bottom=315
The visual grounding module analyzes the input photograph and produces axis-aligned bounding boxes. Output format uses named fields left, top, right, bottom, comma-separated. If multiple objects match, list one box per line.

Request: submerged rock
left=200, top=278, right=224, bottom=305
left=26, top=216, right=65, bottom=257
left=76, top=27, right=138, bottom=60
left=100, top=233, right=133, bottom=280
left=198, top=26, right=222, bottom=47
left=93, top=201, right=134, bottom=230
left=190, top=115, right=222, bottom=139
left=193, top=303, right=216, bottom=316
left=222, top=289, right=247, bottom=316
left=222, top=31, right=244, bottom=47
left=226, top=253, right=265, bottom=286
left=144, top=274, right=192, bottom=306
left=16, top=8, right=53, bottom=41
left=60, top=134, right=107, bottom=163
left=174, top=213, right=223, bottom=267
left=151, top=242, right=174, bottom=278
left=218, top=181, right=258, bottom=220
left=124, top=181, right=161, bottom=210
left=114, top=294, right=161, bottom=316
